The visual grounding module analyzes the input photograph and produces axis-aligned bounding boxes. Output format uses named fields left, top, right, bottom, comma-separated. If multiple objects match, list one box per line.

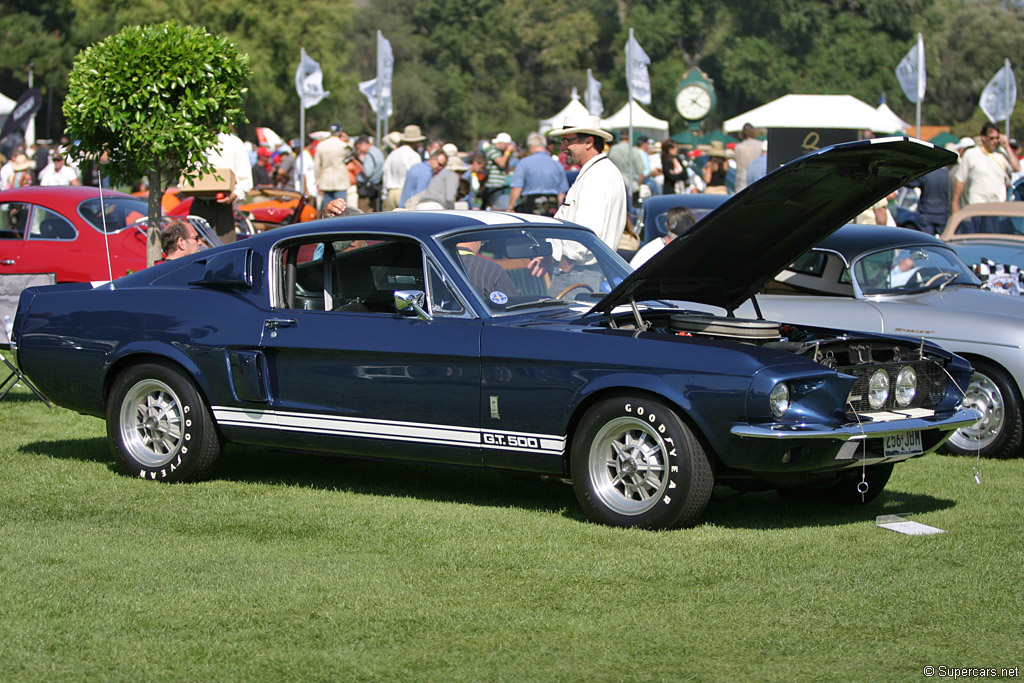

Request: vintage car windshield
left=77, top=196, right=149, bottom=234
left=438, top=226, right=631, bottom=314
left=850, top=245, right=981, bottom=295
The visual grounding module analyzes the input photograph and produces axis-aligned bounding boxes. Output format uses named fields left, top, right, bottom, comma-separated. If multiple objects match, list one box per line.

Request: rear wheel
left=571, top=396, right=713, bottom=529
left=107, top=362, right=221, bottom=481
left=945, top=360, right=1023, bottom=459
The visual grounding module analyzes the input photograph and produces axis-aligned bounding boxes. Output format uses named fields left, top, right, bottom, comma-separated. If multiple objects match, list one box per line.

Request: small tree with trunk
left=63, top=20, right=250, bottom=266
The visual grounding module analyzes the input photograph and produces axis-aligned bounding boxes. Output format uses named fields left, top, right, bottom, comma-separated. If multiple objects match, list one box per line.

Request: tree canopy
left=2, top=0, right=1023, bottom=149
left=62, top=20, right=250, bottom=264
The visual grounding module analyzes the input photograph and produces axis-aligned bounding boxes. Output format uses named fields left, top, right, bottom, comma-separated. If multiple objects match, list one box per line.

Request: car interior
left=280, top=236, right=428, bottom=314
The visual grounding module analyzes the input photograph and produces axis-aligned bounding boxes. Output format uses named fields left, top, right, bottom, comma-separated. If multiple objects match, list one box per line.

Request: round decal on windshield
left=490, top=291, right=509, bottom=305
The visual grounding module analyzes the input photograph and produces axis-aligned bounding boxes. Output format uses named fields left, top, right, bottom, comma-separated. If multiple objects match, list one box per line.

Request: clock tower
left=675, top=68, right=716, bottom=131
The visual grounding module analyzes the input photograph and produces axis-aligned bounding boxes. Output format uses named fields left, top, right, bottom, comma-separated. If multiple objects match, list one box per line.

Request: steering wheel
left=923, top=272, right=948, bottom=287
left=556, top=282, right=596, bottom=299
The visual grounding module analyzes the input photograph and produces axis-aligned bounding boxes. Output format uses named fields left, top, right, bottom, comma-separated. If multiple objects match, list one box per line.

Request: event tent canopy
left=875, top=102, right=910, bottom=133
left=0, top=91, right=16, bottom=116
left=601, top=99, right=670, bottom=141
left=538, top=89, right=591, bottom=135
left=723, top=94, right=908, bottom=134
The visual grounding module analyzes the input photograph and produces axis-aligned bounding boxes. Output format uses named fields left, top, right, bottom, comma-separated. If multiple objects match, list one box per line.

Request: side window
left=27, top=207, right=77, bottom=241
left=0, top=202, right=31, bottom=240
left=428, top=262, right=465, bottom=315
left=278, top=235, right=428, bottom=315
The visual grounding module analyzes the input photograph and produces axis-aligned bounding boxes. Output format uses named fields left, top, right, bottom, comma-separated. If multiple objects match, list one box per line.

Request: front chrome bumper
left=730, top=408, right=981, bottom=441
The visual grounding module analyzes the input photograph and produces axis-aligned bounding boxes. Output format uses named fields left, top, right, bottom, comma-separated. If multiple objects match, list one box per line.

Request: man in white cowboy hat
left=382, top=124, right=426, bottom=211
left=548, top=114, right=625, bottom=250
left=530, top=114, right=626, bottom=294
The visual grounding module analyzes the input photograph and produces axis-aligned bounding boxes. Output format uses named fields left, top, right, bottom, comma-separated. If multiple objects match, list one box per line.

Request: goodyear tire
left=106, top=362, right=221, bottom=482
left=945, top=360, right=1023, bottom=459
left=777, top=463, right=894, bottom=504
left=571, top=396, right=714, bottom=529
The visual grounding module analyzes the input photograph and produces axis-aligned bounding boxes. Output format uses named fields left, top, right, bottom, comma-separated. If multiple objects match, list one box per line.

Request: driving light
left=868, top=369, right=890, bottom=410
left=895, top=366, right=917, bottom=407
left=769, top=382, right=790, bottom=418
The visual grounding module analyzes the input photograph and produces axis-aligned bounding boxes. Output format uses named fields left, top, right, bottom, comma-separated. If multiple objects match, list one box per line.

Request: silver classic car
left=738, top=225, right=1024, bottom=459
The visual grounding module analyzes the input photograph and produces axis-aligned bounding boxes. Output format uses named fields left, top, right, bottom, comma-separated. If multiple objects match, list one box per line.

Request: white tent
left=0, top=91, right=16, bottom=116
left=723, top=94, right=907, bottom=134
left=601, top=100, right=669, bottom=141
left=875, top=102, right=910, bottom=133
left=539, top=91, right=590, bottom=135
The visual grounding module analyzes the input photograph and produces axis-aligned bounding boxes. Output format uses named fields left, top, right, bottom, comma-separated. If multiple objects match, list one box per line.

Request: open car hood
left=591, top=137, right=956, bottom=315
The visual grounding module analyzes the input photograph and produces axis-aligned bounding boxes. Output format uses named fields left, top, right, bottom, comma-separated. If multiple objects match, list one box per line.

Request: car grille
left=840, top=360, right=947, bottom=415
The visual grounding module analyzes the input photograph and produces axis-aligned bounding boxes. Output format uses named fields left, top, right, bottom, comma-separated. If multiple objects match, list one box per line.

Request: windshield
left=852, top=245, right=981, bottom=295
left=437, top=226, right=631, bottom=314
left=77, top=196, right=149, bottom=234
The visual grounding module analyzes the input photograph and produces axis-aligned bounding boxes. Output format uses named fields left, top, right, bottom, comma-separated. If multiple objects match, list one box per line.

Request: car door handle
left=265, top=317, right=297, bottom=330
left=0, top=260, right=14, bottom=265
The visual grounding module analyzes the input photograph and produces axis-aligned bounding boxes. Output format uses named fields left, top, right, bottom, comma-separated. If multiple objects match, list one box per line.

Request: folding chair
left=0, top=273, right=55, bottom=407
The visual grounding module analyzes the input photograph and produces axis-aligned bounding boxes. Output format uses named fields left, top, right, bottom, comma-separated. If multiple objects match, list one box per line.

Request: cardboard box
left=179, top=168, right=236, bottom=197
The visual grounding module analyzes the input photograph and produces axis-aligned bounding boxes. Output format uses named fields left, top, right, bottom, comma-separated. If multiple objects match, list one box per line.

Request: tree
left=63, top=20, right=250, bottom=266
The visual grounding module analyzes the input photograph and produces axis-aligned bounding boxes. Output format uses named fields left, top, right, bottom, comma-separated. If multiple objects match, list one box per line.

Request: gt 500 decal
left=213, top=407, right=565, bottom=456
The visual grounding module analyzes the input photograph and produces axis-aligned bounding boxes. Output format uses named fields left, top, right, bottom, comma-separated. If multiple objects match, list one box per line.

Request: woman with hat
left=8, top=153, right=35, bottom=189
left=702, top=142, right=729, bottom=195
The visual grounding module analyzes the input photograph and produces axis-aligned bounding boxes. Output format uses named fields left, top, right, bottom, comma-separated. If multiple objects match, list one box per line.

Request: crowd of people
left=4, top=116, right=1023, bottom=263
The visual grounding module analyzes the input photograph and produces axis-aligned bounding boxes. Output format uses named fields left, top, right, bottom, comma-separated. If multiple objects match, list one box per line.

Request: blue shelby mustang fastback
left=12, top=138, right=978, bottom=528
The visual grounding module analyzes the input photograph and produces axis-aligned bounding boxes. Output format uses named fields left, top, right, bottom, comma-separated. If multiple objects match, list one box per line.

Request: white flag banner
left=585, top=69, right=604, bottom=116
left=895, top=33, right=926, bottom=104
left=359, top=78, right=394, bottom=118
left=980, top=59, right=1017, bottom=123
left=626, top=32, right=651, bottom=105
left=295, top=48, right=329, bottom=109
left=378, top=34, right=394, bottom=111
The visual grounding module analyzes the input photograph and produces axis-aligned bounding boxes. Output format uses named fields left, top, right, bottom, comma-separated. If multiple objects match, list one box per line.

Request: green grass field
left=1, top=374, right=1022, bottom=682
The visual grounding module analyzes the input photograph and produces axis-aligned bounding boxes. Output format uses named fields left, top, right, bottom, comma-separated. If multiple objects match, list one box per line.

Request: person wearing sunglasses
left=158, top=219, right=203, bottom=262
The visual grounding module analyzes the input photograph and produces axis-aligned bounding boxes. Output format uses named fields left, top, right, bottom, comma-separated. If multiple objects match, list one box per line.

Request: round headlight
left=769, top=382, right=790, bottom=418
left=868, top=369, right=890, bottom=410
left=895, top=366, right=917, bottom=407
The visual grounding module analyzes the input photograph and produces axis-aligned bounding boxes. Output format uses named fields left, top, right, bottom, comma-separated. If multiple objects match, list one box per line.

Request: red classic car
left=0, top=186, right=149, bottom=282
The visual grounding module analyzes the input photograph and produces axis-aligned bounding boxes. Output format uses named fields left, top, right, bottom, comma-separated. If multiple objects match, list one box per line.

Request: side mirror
left=394, top=290, right=431, bottom=320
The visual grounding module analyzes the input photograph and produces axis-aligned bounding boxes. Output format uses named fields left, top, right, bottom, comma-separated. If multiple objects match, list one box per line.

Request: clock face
left=677, top=84, right=712, bottom=120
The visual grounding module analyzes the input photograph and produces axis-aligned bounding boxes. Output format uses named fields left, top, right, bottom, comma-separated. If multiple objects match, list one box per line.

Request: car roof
left=0, top=186, right=138, bottom=202
left=234, top=210, right=583, bottom=247
left=815, top=224, right=947, bottom=262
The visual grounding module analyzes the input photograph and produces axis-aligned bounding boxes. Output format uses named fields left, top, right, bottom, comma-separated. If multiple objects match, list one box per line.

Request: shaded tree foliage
left=63, top=20, right=250, bottom=265
left=3, top=0, right=1023, bottom=154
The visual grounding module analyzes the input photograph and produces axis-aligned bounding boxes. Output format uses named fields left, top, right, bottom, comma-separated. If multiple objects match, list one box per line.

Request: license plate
left=884, top=430, right=922, bottom=457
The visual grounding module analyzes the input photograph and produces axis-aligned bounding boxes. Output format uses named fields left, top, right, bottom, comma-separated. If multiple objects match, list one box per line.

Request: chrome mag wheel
left=588, top=416, right=669, bottom=516
left=119, top=378, right=186, bottom=468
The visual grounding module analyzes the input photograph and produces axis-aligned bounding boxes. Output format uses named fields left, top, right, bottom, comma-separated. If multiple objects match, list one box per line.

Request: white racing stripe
left=212, top=406, right=566, bottom=455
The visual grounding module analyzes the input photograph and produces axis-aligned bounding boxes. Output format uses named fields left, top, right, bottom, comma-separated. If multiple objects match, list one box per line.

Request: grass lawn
left=1, top=372, right=1022, bottom=682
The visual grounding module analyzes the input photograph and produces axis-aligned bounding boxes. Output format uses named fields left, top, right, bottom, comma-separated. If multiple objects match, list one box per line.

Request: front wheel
left=571, top=396, right=713, bottom=529
left=945, top=359, right=1023, bottom=459
left=106, top=362, right=222, bottom=481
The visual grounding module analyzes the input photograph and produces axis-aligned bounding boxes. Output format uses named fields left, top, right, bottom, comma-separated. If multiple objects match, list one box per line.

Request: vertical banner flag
left=359, top=32, right=394, bottom=119
left=585, top=69, right=604, bottom=116
left=895, top=33, right=926, bottom=104
left=980, top=59, right=1017, bottom=124
left=626, top=30, right=651, bottom=105
left=295, top=48, right=329, bottom=109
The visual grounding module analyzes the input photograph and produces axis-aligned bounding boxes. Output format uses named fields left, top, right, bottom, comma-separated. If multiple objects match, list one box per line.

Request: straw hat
left=11, top=153, right=33, bottom=171
left=548, top=114, right=613, bottom=142
left=400, top=124, right=426, bottom=143
left=447, top=156, right=468, bottom=173
left=384, top=131, right=403, bottom=150
left=707, top=141, right=728, bottom=158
